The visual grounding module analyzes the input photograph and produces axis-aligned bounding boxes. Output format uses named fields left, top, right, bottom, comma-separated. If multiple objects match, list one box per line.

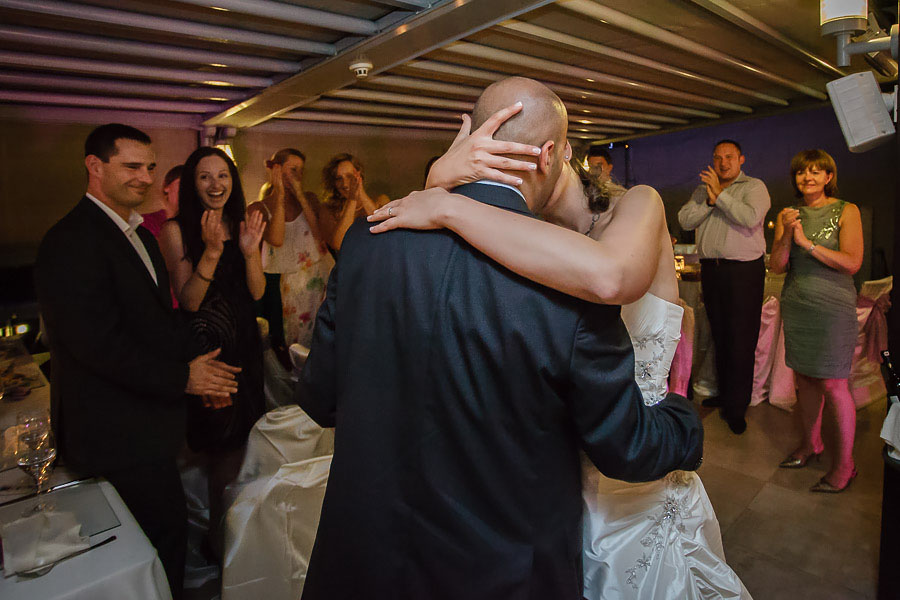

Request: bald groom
left=298, top=77, right=703, bottom=599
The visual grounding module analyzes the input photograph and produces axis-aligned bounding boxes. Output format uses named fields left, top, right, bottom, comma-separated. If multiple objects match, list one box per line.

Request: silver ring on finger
left=388, top=206, right=393, bottom=217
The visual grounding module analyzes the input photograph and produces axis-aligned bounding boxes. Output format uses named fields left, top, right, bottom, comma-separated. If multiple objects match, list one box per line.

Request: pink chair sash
left=858, top=294, right=891, bottom=363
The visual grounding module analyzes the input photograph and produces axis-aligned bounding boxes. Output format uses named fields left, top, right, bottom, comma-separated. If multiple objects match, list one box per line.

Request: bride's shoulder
left=611, top=185, right=663, bottom=217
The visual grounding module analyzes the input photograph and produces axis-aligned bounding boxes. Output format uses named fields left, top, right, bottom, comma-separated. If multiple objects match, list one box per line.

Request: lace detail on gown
left=621, top=293, right=683, bottom=406
left=582, top=293, right=751, bottom=599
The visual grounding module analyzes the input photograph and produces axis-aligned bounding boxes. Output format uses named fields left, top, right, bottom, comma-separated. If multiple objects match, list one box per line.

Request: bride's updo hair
left=572, top=159, right=617, bottom=214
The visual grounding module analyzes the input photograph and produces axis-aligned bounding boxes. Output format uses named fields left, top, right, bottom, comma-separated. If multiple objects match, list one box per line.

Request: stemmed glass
left=15, top=410, right=56, bottom=514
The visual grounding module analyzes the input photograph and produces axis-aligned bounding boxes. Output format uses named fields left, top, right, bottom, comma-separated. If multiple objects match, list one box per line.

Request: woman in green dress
left=769, top=149, right=863, bottom=493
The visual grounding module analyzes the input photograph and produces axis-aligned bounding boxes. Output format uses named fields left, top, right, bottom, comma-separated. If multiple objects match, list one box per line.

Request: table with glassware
left=0, top=337, right=171, bottom=600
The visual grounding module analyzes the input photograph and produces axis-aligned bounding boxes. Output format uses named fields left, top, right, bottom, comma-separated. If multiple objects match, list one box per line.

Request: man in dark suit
left=298, top=78, right=703, bottom=599
left=35, top=124, right=240, bottom=598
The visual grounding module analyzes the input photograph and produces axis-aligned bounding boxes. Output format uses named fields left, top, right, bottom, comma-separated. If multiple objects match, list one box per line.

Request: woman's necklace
left=584, top=213, right=600, bottom=236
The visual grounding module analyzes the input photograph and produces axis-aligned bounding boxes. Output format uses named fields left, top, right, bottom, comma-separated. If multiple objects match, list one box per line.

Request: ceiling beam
left=205, top=0, right=559, bottom=128
left=443, top=42, right=754, bottom=113
left=0, top=25, right=301, bottom=73
left=0, top=90, right=222, bottom=113
left=686, top=0, right=846, bottom=78
left=0, top=71, right=246, bottom=100
left=174, top=0, right=377, bottom=35
left=495, top=20, right=788, bottom=105
left=0, top=0, right=334, bottom=55
left=560, top=0, right=827, bottom=100
left=0, top=51, right=272, bottom=87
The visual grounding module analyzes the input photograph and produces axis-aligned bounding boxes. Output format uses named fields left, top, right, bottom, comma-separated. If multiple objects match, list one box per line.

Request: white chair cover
left=766, top=312, right=797, bottom=411
left=850, top=276, right=892, bottom=409
left=691, top=302, right=718, bottom=397
left=221, top=406, right=333, bottom=600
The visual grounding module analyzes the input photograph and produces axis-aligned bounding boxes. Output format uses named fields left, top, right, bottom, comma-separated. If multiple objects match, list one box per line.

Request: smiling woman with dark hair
left=158, top=146, right=267, bottom=555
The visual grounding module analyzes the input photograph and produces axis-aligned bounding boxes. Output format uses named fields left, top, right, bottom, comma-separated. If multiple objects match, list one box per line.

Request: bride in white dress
left=368, top=104, right=751, bottom=599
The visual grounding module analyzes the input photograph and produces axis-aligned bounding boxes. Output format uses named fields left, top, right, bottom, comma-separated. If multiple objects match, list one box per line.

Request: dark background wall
left=601, top=105, right=897, bottom=282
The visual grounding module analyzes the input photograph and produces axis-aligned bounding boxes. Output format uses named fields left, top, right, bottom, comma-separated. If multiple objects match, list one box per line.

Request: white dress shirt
left=86, top=193, right=158, bottom=285
left=677, top=171, right=770, bottom=261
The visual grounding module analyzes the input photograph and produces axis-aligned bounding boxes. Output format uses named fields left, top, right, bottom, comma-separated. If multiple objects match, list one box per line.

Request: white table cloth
left=0, top=480, right=171, bottom=600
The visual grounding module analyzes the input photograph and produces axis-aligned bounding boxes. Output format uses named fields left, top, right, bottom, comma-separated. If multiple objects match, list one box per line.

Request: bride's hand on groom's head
left=367, top=189, right=458, bottom=234
left=425, top=103, right=542, bottom=191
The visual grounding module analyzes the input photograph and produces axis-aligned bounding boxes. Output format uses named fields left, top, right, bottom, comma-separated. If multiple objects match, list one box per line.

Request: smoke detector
left=349, top=56, right=373, bottom=79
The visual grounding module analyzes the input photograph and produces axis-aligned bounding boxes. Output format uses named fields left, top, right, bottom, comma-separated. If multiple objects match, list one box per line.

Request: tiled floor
left=699, top=399, right=885, bottom=599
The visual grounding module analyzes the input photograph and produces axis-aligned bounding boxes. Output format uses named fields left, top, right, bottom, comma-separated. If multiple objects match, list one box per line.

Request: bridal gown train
left=581, top=293, right=752, bottom=599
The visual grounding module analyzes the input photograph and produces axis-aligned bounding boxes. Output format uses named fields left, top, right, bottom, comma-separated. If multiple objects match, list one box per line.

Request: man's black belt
left=699, top=256, right=764, bottom=266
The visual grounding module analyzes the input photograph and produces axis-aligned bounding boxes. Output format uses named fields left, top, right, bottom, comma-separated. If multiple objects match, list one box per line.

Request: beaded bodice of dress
left=620, top=293, right=684, bottom=406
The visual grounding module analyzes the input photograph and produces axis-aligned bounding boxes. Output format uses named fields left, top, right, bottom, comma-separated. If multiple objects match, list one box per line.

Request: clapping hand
left=186, top=348, right=241, bottom=401
left=791, top=219, right=810, bottom=247
left=425, top=102, right=542, bottom=190
left=271, top=164, right=285, bottom=200
left=239, top=210, right=265, bottom=257
left=699, top=167, right=722, bottom=204
left=778, top=208, right=801, bottom=245
left=201, top=210, right=227, bottom=256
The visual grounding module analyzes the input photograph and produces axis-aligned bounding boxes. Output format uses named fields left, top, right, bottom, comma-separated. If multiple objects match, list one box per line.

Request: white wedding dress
left=581, top=293, right=752, bottom=599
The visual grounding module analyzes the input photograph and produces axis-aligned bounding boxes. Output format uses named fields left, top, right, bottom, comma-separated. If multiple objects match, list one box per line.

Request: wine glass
left=15, top=412, right=56, bottom=515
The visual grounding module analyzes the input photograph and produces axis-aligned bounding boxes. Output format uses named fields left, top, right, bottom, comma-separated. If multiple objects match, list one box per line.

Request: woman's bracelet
left=196, top=270, right=214, bottom=283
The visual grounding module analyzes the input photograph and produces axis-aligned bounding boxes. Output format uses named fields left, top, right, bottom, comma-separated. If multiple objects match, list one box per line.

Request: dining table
left=0, top=336, right=172, bottom=600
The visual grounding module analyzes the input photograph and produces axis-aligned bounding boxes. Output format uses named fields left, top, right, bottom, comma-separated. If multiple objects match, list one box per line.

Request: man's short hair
left=713, top=139, right=742, bottom=155
left=588, top=147, right=612, bottom=163
left=163, top=165, right=183, bottom=188
left=84, top=123, right=151, bottom=162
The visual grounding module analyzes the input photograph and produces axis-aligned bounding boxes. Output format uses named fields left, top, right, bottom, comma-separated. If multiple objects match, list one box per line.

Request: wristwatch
left=807, top=242, right=817, bottom=254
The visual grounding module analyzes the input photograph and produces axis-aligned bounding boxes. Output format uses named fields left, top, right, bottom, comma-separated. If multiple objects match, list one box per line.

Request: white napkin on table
left=1, top=510, right=89, bottom=575
left=881, top=401, right=900, bottom=461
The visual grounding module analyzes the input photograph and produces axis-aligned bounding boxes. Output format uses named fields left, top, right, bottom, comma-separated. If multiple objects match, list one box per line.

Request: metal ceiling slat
left=686, top=0, right=846, bottom=78
left=563, top=101, right=688, bottom=124
left=0, top=51, right=273, bottom=87
left=546, top=80, right=720, bottom=119
left=0, top=25, right=302, bottom=73
left=496, top=20, right=788, bottom=106
left=0, top=71, right=246, bottom=100
left=402, top=60, right=716, bottom=119
left=281, top=111, right=459, bottom=130
left=329, top=88, right=473, bottom=111
left=367, top=74, right=481, bottom=97
left=444, top=42, right=754, bottom=113
left=561, top=0, right=827, bottom=100
left=0, top=0, right=335, bottom=56
left=310, top=99, right=461, bottom=120
left=0, top=90, right=222, bottom=112
left=174, top=0, right=377, bottom=35
left=362, top=74, right=660, bottom=129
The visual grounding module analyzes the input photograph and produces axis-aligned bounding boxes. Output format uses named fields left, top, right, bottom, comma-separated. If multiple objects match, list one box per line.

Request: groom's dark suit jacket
left=299, top=183, right=703, bottom=600
left=35, top=197, right=193, bottom=475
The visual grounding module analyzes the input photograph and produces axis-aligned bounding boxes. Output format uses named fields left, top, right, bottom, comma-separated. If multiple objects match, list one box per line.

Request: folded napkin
left=881, top=401, right=900, bottom=461
left=1, top=425, right=17, bottom=469
left=1, top=510, right=89, bottom=575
